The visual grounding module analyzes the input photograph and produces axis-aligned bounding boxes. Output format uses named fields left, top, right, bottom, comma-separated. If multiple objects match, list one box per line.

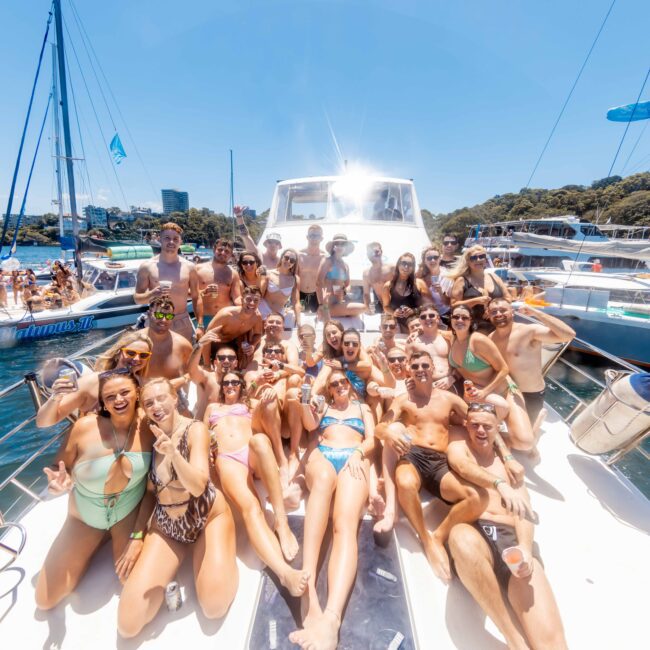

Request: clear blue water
left=0, top=246, right=647, bottom=519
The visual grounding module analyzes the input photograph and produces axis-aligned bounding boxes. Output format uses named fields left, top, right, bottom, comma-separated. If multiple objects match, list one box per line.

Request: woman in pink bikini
left=204, top=371, right=308, bottom=596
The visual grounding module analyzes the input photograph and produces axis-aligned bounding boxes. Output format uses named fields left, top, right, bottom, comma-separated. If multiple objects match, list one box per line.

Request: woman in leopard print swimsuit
left=118, top=378, right=238, bottom=638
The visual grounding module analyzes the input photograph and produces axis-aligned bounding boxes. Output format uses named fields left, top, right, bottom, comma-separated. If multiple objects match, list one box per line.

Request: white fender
left=570, top=370, right=650, bottom=454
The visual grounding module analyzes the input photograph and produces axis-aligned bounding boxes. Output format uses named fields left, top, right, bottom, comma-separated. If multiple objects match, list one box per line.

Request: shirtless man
left=488, top=299, right=575, bottom=432
left=253, top=312, right=299, bottom=370
left=206, top=286, right=264, bottom=367
left=363, top=242, right=394, bottom=313
left=234, top=204, right=282, bottom=270
left=134, top=222, right=199, bottom=341
left=405, top=305, right=456, bottom=391
left=195, top=238, right=241, bottom=334
left=298, top=225, right=326, bottom=314
left=369, top=314, right=405, bottom=353
left=142, top=297, right=192, bottom=383
left=375, top=350, right=488, bottom=582
left=446, top=406, right=567, bottom=650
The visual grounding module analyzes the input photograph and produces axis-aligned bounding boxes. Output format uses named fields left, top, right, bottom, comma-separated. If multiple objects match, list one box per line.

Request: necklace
left=110, top=419, right=135, bottom=457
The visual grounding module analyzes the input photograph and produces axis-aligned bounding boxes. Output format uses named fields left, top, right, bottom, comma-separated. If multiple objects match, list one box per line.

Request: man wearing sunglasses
left=253, top=313, right=299, bottom=369
left=370, top=314, right=405, bottom=353
left=134, top=222, right=200, bottom=342
left=143, top=297, right=192, bottom=387
left=298, top=225, right=326, bottom=314
left=375, top=350, right=486, bottom=583
left=439, top=235, right=460, bottom=269
left=362, top=242, right=394, bottom=314
left=446, top=406, right=567, bottom=650
left=195, top=238, right=242, bottom=349
left=488, top=298, right=575, bottom=435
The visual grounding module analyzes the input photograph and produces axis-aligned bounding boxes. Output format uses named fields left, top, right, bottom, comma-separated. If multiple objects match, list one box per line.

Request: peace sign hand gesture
left=151, top=423, right=175, bottom=456
left=43, top=460, right=73, bottom=495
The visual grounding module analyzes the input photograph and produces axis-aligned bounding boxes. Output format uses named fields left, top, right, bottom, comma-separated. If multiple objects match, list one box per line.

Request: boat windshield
left=271, top=179, right=417, bottom=224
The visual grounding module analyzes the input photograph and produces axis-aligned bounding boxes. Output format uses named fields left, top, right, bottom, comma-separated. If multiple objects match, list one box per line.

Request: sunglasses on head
left=388, top=356, right=406, bottom=363
left=329, top=378, right=349, bottom=389
left=468, top=402, right=496, bottom=414
left=99, top=367, right=132, bottom=381
left=121, top=348, right=152, bottom=361
left=153, top=311, right=175, bottom=321
left=216, top=354, right=237, bottom=362
left=222, top=379, right=241, bottom=387
left=410, top=362, right=430, bottom=370
left=419, top=312, right=437, bottom=320
left=452, top=314, right=471, bottom=322
left=425, top=255, right=440, bottom=262
left=382, top=323, right=396, bottom=330
left=240, top=259, right=256, bottom=266
left=343, top=340, right=359, bottom=348
left=469, top=254, right=487, bottom=262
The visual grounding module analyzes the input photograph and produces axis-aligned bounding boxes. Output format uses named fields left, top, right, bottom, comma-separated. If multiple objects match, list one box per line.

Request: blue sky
left=0, top=0, right=648, bottom=217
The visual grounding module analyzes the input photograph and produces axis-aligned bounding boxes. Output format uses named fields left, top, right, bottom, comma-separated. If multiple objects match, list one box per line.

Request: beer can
left=301, top=383, right=312, bottom=404
left=165, top=581, right=182, bottom=611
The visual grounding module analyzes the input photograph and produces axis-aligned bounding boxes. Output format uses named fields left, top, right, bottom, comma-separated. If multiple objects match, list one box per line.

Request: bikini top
left=448, top=341, right=492, bottom=372
left=319, top=401, right=365, bottom=437
left=267, top=276, right=294, bottom=297
left=326, top=264, right=347, bottom=282
left=208, top=403, right=252, bottom=426
left=150, top=422, right=194, bottom=490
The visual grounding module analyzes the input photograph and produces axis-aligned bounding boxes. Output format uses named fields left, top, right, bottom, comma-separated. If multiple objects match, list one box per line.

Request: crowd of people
left=35, top=218, right=576, bottom=649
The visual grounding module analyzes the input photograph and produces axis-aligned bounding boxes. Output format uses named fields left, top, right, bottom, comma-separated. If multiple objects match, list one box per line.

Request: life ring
left=105, top=261, right=125, bottom=269
left=570, top=370, right=650, bottom=454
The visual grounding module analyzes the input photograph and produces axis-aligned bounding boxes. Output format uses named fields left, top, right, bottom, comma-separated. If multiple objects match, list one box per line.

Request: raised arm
left=36, top=373, right=97, bottom=428
left=519, top=305, right=576, bottom=343
left=234, top=208, right=260, bottom=254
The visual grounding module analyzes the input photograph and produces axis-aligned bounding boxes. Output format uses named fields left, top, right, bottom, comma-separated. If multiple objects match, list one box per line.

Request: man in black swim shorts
left=446, top=406, right=568, bottom=650
left=298, top=225, right=325, bottom=314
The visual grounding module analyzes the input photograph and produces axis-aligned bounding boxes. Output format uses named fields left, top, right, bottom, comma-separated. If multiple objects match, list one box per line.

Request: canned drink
left=402, top=432, right=412, bottom=444
left=165, top=581, right=182, bottom=611
left=315, top=394, right=326, bottom=412
left=301, top=383, right=312, bottom=404
left=368, top=301, right=376, bottom=315
left=58, top=367, right=78, bottom=391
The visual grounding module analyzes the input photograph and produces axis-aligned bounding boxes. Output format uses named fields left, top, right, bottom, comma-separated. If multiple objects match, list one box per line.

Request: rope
left=524, top=0, right=617, bottom=188
left=0, top=6, right=54, bottom=256
left=7, top=94, right=53, bottom=256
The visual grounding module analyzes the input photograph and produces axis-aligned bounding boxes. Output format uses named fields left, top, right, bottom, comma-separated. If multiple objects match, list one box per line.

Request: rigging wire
left=620, top=122, right=648, bottom=174
left=524, top=0, right=617, bottom=189
left=1, top=6, right=55, bottom=255
left=67, top=0, right=159, bottom=203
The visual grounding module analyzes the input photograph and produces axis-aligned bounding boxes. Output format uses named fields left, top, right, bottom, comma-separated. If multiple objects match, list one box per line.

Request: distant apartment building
left=130, top=206, right=153, bottom=220
left=83, top=205, right=108, bottom=228
left=161, top=189, right=189, bottom=215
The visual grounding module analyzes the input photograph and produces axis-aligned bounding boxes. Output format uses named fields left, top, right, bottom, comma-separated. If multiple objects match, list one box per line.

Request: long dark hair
left=323, top=320, right=344, bottom=359
left=450, top=304, right=476, bottom=338
left=342, top=327, right=362, bottom=361
left=237, top=250, right=262, bottom=280
left=390, top=252, right=417, bottom=296
left=97, top=369, right=139, bottom=417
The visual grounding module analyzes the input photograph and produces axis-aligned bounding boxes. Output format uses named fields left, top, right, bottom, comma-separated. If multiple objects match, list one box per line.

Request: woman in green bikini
left=449, top=304, right=534, bottom=450
left=35, top=369, right=154, bottom=610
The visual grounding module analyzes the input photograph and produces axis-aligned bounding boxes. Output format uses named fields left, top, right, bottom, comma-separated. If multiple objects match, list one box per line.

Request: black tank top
left=462, top=276, right=504, bottom=330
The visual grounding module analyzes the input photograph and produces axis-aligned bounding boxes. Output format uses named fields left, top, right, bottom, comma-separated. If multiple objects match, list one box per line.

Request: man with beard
left=363, top=242, right=394, bottom=313
left=370, top=314, right=405, bottom=353
left=298, top=224, right=326, bottom=314
left=134, top=222, right=199, bottom=341
left=253, top=312, right=299, bottom=370
left=488, top=299, right=575, bottom=432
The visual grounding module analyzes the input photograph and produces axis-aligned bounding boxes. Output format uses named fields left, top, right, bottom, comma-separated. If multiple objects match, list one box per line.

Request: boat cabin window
left=94, top=271, right=116, bottom=291
left=579, top=224, right=605, bottom=237
left=272, top=180, right=416, bottom=224
left=117, top=270, right=136, bottom=289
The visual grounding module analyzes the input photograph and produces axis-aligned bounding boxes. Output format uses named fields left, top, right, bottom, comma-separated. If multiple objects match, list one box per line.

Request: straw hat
left=325, top=233, right=354, bottom=256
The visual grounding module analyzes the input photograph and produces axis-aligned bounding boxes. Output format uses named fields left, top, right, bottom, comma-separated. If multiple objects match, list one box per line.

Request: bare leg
left=448, top=524, right=529, bottom=650
left=35, top=515, right=106, bottom=610
left=193, top=491, right=239, bottom=619
left=367, top=449, right=385, bottom=519
left=508, top=558, right=568, bottom=650
left=253, top=398, right=288, bottom=485
left=374, top=442, right=398, bottom=538
left=329, top=299, right=367, bottom=317
left=117, top=530, right=186, bottom=638
left=505, top=392, right=535, bottom=451
left=249, top=433, right=299, bottom=562
left=218, top=457, right=308, bottom=596
left=285, top=387, right=304, bottom=481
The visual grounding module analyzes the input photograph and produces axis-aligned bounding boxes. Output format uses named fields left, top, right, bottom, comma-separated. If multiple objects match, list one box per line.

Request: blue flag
left=110, top=133, right=127, bottom=164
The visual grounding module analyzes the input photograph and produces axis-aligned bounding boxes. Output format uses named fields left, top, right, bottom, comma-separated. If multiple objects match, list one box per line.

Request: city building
left=83, top=205, right=108, bottom=228
left=161, top=189, right=189, bottom=215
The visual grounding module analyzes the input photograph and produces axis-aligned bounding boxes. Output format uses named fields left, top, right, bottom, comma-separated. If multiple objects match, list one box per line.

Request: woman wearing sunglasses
left=205, top=371, right=308, bottom=593
left=416, top=246, right=451, bottom=325
left=237, top=250, right=268, bottom=296
left=448, top=245, right=511, bottom=333
left=259, top=247, right=302, bottom=325
left=291, top=370, right=375, bottom=649
left=449, top=305, right=534, bottom=450
left=36, top=370, right=154, bottom=610
left=36, top=331, right=153, bottom=428
left=382, top=252, right=423, bottom=333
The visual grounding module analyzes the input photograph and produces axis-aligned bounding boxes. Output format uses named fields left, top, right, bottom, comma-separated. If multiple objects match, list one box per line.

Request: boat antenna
left=53, top=0, right=83, bottom=283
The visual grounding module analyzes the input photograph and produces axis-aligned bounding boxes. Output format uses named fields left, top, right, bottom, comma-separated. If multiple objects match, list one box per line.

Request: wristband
left=493, top=478, right=505, bottom=489
left=129, top=530, right=144, bottom=540
left=238, top=224, right=249, bottom=234
left=503, top=454, right=515, bottom=462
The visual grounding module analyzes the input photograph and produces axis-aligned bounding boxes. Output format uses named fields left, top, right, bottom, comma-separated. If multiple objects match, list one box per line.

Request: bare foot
left=423, top=533, right=451, bottom=584
left=290, top=608, right=340, bottom=650
left=368, top=491, right=386, bottom=518
left=282, top=480, right=302, bottom=512
left=275, top=520, right=299, bottom=562
left=280, top=567, right=310, bottom=597
left=373, top=509, right=395, bottom=536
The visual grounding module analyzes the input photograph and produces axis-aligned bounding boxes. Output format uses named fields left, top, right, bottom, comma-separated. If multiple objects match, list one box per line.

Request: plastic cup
left=501, top=546, right=524, bottom=574
left=159, top=280, right=172, bottom=292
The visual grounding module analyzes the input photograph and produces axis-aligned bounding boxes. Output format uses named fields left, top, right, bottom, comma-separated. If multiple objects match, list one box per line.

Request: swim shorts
left=300, top=291, right=319, bottom=313
left=521, top=389, right=545, bottom=424
left=399, top=445, right=452, bottom=504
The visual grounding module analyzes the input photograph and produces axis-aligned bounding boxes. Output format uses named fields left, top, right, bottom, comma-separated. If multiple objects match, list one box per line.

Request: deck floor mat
left=247, top=515, right=417, bottom=649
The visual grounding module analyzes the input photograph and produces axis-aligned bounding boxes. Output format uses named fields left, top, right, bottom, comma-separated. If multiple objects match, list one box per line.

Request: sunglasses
left=216, top=354, right=237, bottom=362
left=425, top=255, right=440, bottom=262
left=443, top=240, right=457, bottom=246
left=343, top=341, right=360, bottom=348
left=333, top=241, right=345, bottom=247
left=388, top=356, right=406, bottom=363
left=283, top=255, right=297, bottom=263
left=468, top=402, right=496, bottom=414
left=153, top=311, right=175, bottom=321
left=399, top=260, right=414, bottom=268
left=308, top=233, right=322, bottom=239
left=419, top=313, right=437, bottom=320
left=99, top=367, right=131, bottom=380
left=410, top=363, right=430, bottom=370
left=222, top=379, right=241, bottom=387
left=121, top=348, right=152, bottom=361
left=329, top=378, right=349, bottom=389
left=264, top=348, right=283, bottom=355
left=381, top=323, right=396, bottom=330
left=240, top=259, right=256, bottom=266
left=451, top=314, right=471, bottom=322
left=469, top=254, right=487, bottom=262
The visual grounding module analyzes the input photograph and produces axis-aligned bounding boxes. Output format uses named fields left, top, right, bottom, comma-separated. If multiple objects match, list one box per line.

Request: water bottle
left=165, top=581, right=182, bottom=611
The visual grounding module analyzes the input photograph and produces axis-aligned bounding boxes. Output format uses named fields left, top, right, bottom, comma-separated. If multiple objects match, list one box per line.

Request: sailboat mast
left=51, top=43, right=65, bottom=259
left=230, top=149, right=235, bottom=240
left=53, top=0, right=82, bottom=281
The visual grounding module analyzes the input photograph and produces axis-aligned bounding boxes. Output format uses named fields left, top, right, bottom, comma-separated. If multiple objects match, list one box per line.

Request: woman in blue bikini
left=291, top=370, right=375, bottom=650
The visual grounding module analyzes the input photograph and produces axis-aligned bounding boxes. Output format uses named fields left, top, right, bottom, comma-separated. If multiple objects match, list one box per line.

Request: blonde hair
left=141, top=377, right=176, bottom=399
left=95, top=331, right=153, bottom=372
left=446, top=245, right=487, bottom=282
